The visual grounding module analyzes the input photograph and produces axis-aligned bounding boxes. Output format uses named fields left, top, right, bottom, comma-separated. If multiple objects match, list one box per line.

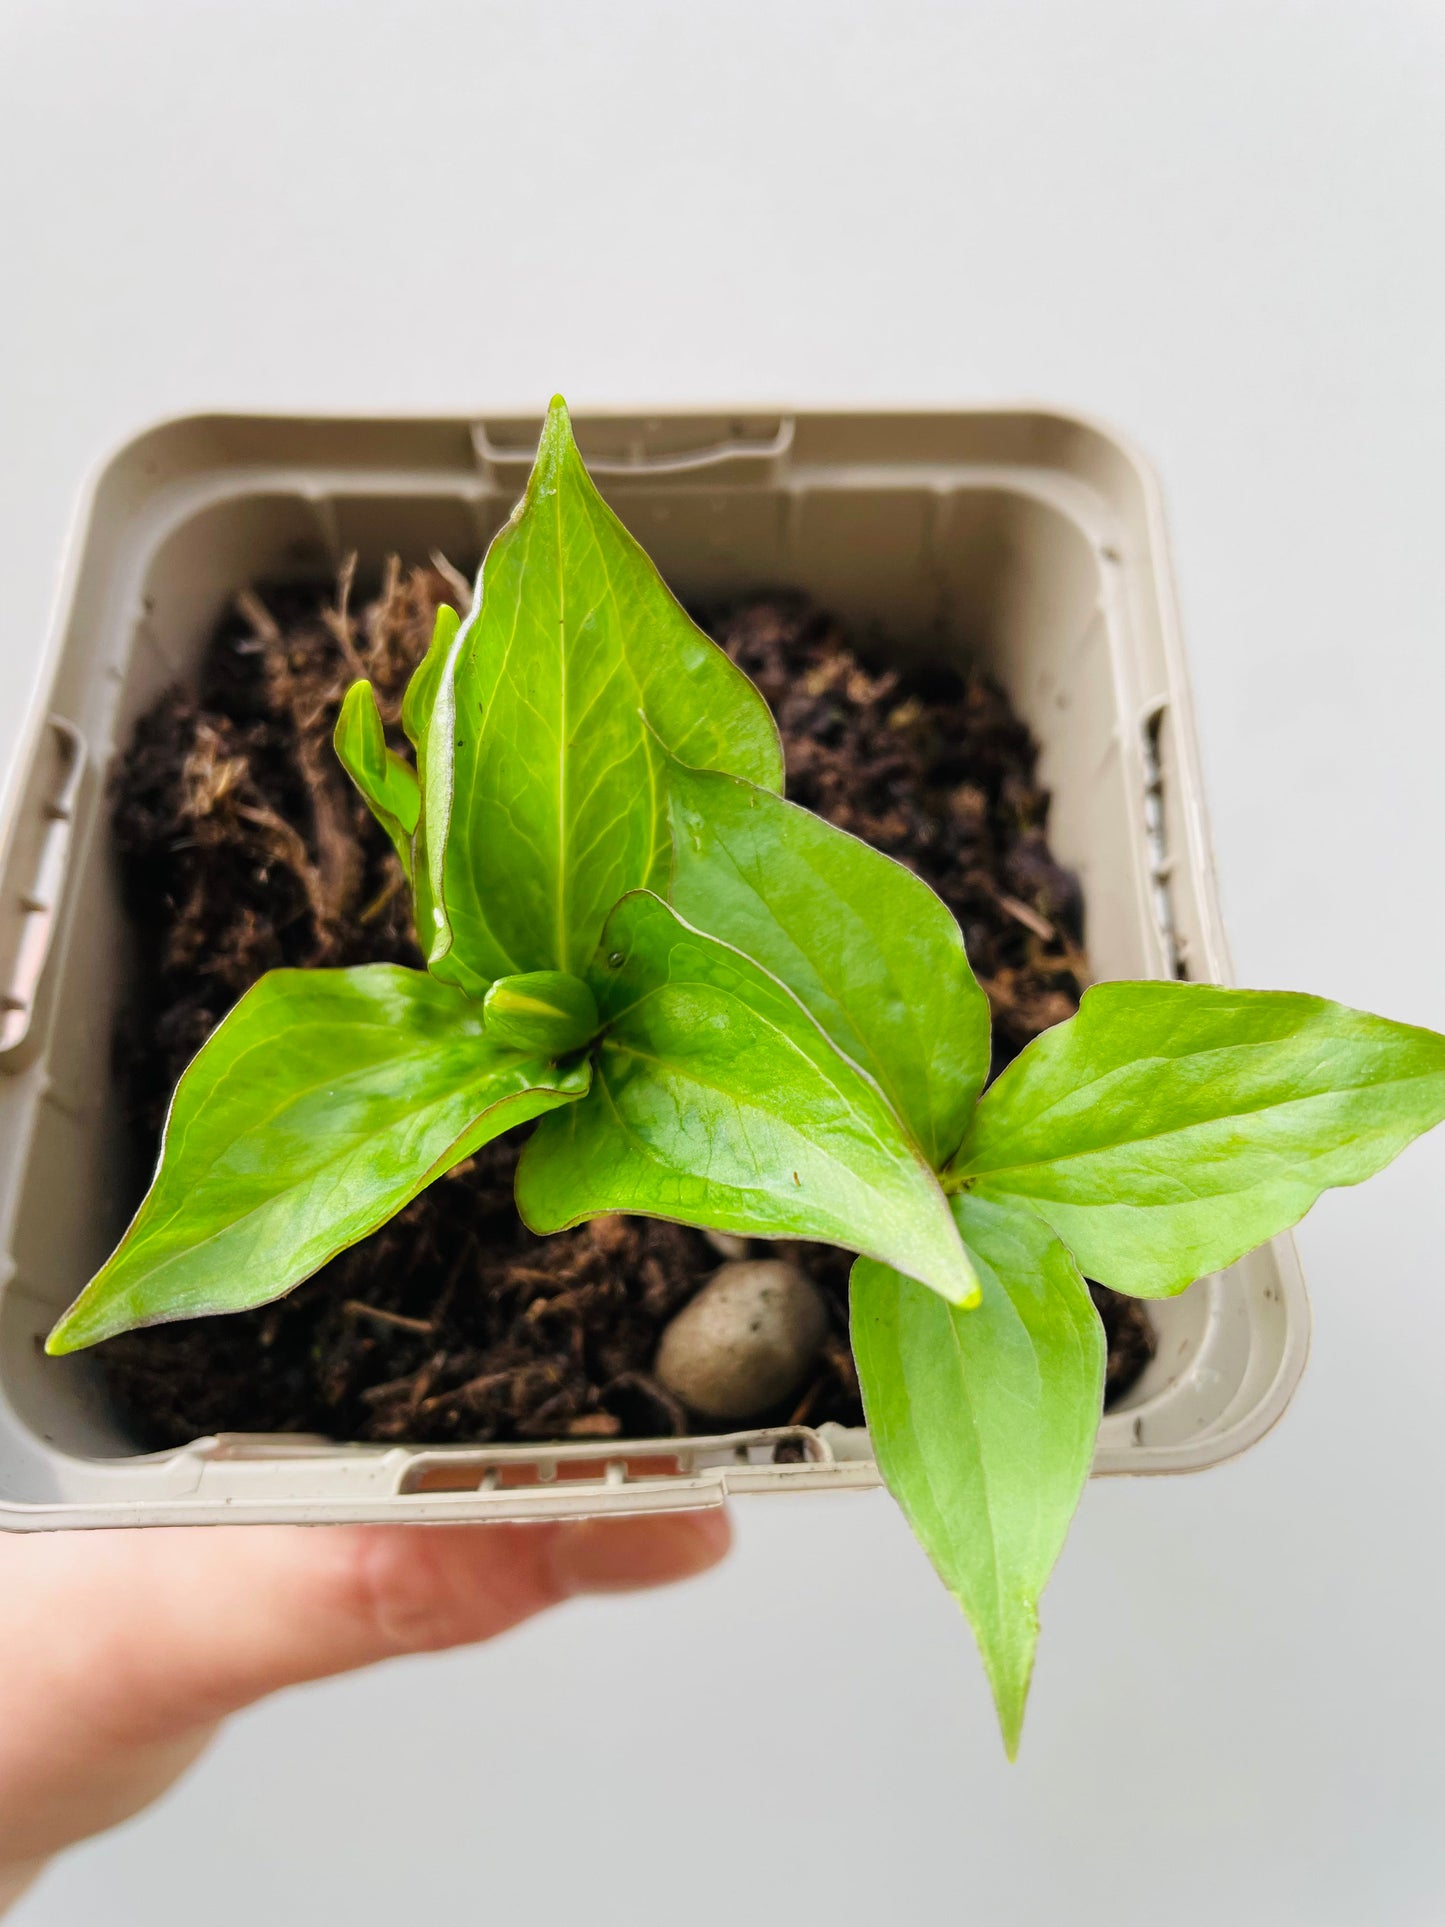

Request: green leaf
left=516, top=891, right=979, bottom=1306
left=402, top=602, right=461, bottom=752
left=663, top=753, right=991, bottom=1168
left=482, top=971, right=599, bottom=1055
left=423, top=396, right=784, bottom=987
left=851, top=1192, right=1105, bottom=1757
left=947, top=981, right=1445, bottom=1297
left=401, top=604, right=469, bottom=981
left=46, top=966, right=590, bottom=1353
left=334, top=680, right=420, bottom=878
left=414, top=622, right=488, bottom=995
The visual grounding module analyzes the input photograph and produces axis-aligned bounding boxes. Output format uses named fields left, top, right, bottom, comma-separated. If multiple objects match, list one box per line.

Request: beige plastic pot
left=0, top=406, right=1310, bottom=1530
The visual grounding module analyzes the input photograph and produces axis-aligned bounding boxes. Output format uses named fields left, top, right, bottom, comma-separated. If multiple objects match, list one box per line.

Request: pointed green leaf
left=424, top=396, right=783, bottom=987
left=402, top=604, right=473, bottom=982
left=664, top=753, right=991, bottom=1168
left=46, top=966, right=590, bottom=1353
left=402, top=602, right=461, bottom=752
left=334, top=680, right=420, bottom=877
left=516, top=891, right=979, bottom=1305
left=851, top=1192, right=1105, bottom=1756
left=482, top=971, right=599, bottom=1055
left=415, top=617, right=487, bottom=994
left=947, top=981, right=1445, bottom=1297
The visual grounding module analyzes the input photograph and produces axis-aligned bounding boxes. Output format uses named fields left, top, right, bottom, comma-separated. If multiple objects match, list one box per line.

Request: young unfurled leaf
left=947, top=981, right=1445, bottom=1297
left=46, top=967, right=590, bottom=1353
left=516, top=891, right=980, bottom=1306
left=482, top=971, right=599, bottom=1056
left=663, top=753, right=991, bottom=1168
left=402, top=603, right=466, bottom=980
left=402, top=602, right=461, bottom=753
left=334, top=680, right=420, bottom=878
left=422, top=397, right=784, bottom=988
left=851, top=1192, right=1105, bottom=1756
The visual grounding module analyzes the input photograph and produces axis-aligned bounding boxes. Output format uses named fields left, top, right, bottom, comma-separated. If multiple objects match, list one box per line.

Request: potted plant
left=35, top=400, right=1445, bottom=1752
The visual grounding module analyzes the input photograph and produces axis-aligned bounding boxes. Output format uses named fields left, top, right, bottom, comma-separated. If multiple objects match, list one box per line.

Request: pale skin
left=0, top=1512, right=731, bottom=1913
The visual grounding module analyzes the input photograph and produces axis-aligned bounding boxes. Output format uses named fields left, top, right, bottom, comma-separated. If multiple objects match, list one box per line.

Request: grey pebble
left=655, top=1259, right=829, bottom=1422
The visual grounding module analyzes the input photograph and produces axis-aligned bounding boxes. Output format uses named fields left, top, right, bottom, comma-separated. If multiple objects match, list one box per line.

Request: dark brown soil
left=98, top=570, right=1153, bottom=1448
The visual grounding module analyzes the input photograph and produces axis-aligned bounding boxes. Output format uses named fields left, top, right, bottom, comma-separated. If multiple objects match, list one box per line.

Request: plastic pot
left=0, top=407, right=1309, bottom=1529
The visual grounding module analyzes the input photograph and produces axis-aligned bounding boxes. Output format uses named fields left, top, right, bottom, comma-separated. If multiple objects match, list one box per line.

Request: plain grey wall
left=2, top=2, right=1443, bottom=1921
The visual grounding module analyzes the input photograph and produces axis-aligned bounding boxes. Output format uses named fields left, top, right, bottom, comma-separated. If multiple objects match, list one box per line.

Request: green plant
left=48, top=398, right=1445, bottom=1753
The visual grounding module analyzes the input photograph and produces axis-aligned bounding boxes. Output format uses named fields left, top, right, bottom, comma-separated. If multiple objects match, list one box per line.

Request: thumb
left=5, top=1514, right=730, bottom=1735
left=0, top=1513, right=728, bottom=1865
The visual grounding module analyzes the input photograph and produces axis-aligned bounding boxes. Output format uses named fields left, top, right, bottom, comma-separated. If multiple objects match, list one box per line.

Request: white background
left=3, top=3, right=1443, bottom=1921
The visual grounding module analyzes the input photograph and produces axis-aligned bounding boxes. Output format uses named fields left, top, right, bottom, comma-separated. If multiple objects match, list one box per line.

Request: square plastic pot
left=0, top=407, right=1310, bottom=1528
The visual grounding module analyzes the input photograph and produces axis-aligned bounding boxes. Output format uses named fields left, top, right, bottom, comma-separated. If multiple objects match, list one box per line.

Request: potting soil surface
left=99, top=568, right=1154, bottom=1446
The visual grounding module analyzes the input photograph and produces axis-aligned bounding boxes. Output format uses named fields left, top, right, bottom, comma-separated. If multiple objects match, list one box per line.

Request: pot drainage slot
left=472, top=416, right=795, bottom=481
left=0, top=717, right=87, bottom=1065
left=397, top=1428, right=829, bottom=1495
left=401, top=1452, right=687, bottom=1495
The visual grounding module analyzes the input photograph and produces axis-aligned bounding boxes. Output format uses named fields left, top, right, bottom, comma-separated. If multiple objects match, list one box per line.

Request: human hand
left=0, top=1511, right=730, bottom=1910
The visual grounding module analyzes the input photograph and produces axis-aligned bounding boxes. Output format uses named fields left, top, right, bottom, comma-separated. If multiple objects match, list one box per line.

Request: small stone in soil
left=655, top=1260, right=831, bottom=1422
